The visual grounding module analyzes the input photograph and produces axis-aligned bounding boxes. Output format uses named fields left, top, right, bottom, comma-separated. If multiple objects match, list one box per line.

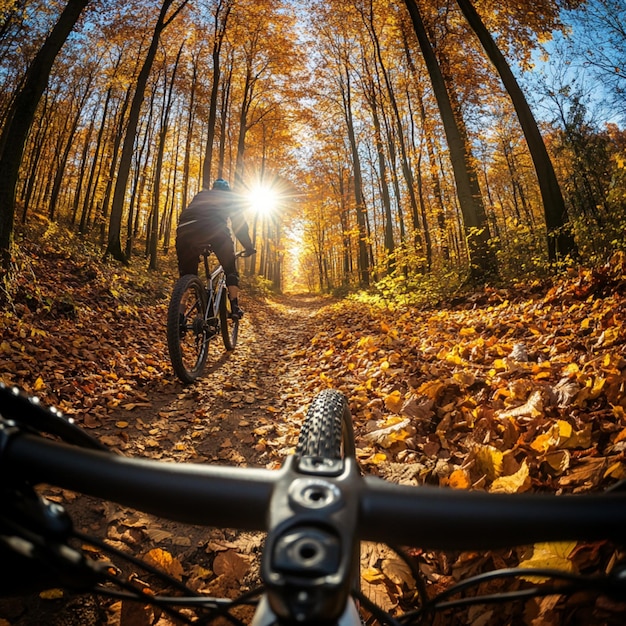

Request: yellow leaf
left=498, top=390, right=543, bottom=420
left=556, top=420, right=573, bottom=439
left=34, top=376, right=45, bottom=391
left=597, top=327, right=619, bottom=347
left=357, top=335, right=377, bottom=351
left=384, top=390, right=403, bottom=413
left=445, top=353, right=464, bottom=366
left=589, top=376, right=606, bottom=399
left=545, top=450, right=570, bottom=475
left=492, top=358, right=508, bottom=371
left=474, top=444, right=503, bottom=481
left=562, top=423, right=592, bottom=449
left=459, top=326, right=476, bottom=336
left=116, top=421, right=129, bottom=429
left=144, top=548, right=184, bottom=580
left=489, top=461, right=530, bottom=493
left=531, top=431, right=556, bottom=453
left=519, top=542, right=576, bottom=581
left=417, top=380, right=444, bottom=400
left=453, top=371, right=475, bottom=386
left=362, top=567, right=385, bottom=583
left=530, top=421, right=572, bottom=452
left=604, top=461, right=626, bottom=480
left=40, top=588, right=64, bottom=600
left=366, top=452, right=388, bottom=465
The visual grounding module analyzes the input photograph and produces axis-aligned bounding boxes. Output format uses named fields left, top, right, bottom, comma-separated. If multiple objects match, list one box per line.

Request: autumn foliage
left=1, top=224, right=625, bottom=624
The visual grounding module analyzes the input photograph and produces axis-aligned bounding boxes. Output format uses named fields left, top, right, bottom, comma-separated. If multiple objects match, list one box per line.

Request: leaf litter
left=2, top=236, right=626, bottom=624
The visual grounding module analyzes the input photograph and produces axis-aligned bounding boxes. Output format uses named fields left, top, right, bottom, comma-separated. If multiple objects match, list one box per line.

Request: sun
left=247, top=185, right=279, bottom=215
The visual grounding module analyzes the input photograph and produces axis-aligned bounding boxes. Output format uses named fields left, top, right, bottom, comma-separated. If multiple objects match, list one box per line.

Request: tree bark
left=0, top=0, right=90, bottom=272
left=403, top=0, right=497, bottom=283
left=105, top=0, right=189, bottom=263
left=454, top=0, right=577, bottom=260
left=202, top=0, right=232, bottom=189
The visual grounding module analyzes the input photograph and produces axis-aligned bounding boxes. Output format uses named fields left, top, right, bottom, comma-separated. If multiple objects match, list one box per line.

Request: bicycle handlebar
left=3, top=431, right=625, bottom=551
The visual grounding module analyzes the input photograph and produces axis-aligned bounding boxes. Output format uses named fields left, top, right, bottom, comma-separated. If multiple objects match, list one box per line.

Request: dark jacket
left=177, top=189, right=253, bottom=250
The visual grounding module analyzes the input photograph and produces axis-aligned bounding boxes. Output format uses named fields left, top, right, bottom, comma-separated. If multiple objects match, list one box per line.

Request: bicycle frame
left=202, top=252, right=227, bottom=337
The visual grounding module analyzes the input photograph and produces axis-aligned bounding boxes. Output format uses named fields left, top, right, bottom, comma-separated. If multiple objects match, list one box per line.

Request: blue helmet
left=212, top=178, right=231, bottom=191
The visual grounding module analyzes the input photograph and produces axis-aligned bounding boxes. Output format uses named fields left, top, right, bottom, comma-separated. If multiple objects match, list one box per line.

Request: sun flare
left=248, top=185, right=279, bottom=215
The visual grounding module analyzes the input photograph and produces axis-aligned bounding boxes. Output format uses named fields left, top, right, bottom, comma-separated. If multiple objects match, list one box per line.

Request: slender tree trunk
left=148, top=39, right=184, bottom=270
left=71, top=113, right=96, bottom=225
left=181, top=58, right=198, bottom=206
left=202, top=0, right=232, bottom=189
left=362, top=0, right=425, bottom=264
left=79, top=85, right=112, bottom=233
left=105, top=0, right=189, bottom=263
left=0, top=0, right=90, bottom=272
left=48, top=73, right=93, bottom=220
left=99, top=84, right=133, bottom=243
left=340, top=64, right=369, bottom=286
left=454, top=0, right=577, bottom=260
left=217, top=59, right=233, bottom=179
left=363, top=64, right=395, bottom=272
left=403, top=0, right=496, bottom=282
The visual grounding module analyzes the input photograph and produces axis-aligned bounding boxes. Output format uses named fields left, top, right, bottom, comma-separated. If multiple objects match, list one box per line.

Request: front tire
left=296, top=389, right=354, bottom=460
left=167, top=275, right=208, bottom=384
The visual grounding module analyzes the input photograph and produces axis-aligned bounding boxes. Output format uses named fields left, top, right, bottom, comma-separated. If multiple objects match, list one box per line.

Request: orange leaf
left=144, top=548, right=183, bottom=580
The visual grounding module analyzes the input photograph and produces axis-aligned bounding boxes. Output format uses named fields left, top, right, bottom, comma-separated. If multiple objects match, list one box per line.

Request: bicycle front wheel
left=296, top=389, right=355, bottom=460
left=167, top=275, right=209, bottom=384
left=219, top=286, right=239, bottom=350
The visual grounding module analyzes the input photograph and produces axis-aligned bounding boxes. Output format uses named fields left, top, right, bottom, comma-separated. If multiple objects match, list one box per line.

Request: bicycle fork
left=203, top=269, right=227, bottom=339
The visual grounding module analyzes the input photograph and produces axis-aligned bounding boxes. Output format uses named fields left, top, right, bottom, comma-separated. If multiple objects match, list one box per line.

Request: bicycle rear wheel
left=296, top=389, right=355, bottom=460
left=167, top=275, right=209, bottom=384
left=219, top=286, right=239, bottom=350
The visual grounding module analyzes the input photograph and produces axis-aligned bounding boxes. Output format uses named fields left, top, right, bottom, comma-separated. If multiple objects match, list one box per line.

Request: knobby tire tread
left=296, top=389, right=349, bottom=460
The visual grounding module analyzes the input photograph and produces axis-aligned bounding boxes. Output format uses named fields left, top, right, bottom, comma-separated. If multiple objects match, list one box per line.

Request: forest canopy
left=0, top=0, right=624, bottom=297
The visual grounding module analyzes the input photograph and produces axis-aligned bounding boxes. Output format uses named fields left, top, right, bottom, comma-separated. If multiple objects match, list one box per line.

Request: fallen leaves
left=5, top=232, right=626, bottom=626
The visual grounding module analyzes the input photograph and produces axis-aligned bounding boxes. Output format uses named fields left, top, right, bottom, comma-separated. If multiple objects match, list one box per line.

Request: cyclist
left=175, top=178, right=255, bottom=318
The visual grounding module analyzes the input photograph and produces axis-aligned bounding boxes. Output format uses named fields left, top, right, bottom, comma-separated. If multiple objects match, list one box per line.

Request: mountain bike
left=167, top=247, right=251, bottom=384
left=1, top=382, right=625, bottom=625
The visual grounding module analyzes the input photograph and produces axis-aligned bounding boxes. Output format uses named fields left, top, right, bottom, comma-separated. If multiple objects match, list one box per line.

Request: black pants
left=175, top=224, right=239, bottom=287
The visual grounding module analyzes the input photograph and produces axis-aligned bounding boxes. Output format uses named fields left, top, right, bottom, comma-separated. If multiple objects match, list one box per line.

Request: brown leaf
left=212, top=550, right=250, bottom=583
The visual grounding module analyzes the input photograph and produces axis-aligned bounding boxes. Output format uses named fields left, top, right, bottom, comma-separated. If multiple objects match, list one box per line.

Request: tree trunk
left=105, top=0, right=189, bottom=263
left=148, top=39, right=184, bottom=270
left=341, top=64, right=369, bottom=287
left=0, top=0, right=90, bottom=272
left=454, top=0, right=577, bottom=261
left=202, top=0, right=232, bottom=189
left=48, top=73, right=94, bottom=220
left=363, top=64, right=395, bottom=272
left=181, top=58, right=198, bottom=206
left=403, top=0, right=496, bottom=283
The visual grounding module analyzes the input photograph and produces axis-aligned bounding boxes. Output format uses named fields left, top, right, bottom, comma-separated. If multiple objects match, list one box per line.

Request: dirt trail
left=110, top=293, right=330, bottom=467
left=1, top=293, right=333, bottom=626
